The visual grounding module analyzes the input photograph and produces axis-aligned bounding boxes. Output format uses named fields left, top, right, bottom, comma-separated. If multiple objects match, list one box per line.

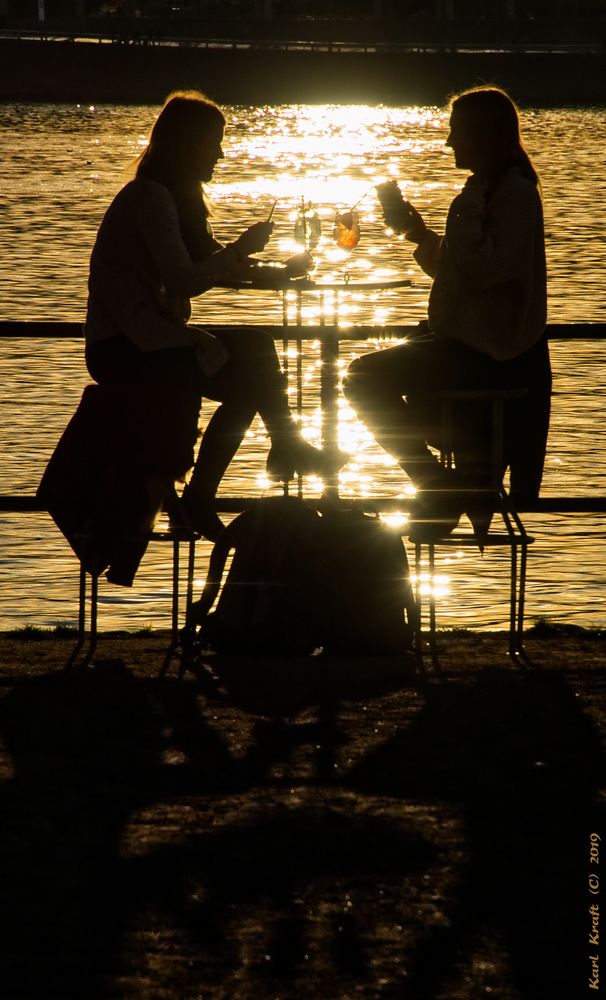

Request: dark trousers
left=343, top=332, right=551, bottom=497
left=86, top=329, right=294, bottom=498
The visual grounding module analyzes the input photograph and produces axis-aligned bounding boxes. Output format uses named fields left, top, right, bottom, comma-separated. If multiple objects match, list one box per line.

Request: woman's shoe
left=175, top=488, right=225, bottom=542
left=407, top=495, right=464, bottom=544
left=465, top=491, right=497, bottom=553
left=407, top=473, right=465, bottom=544
left=190, top=506, right=225, bottom=543
left=266, top=437, right=349, bottom=482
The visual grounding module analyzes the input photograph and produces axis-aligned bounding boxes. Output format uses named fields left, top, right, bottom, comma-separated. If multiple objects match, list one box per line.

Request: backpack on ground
left=317, top=507, right=417, bottom=656
left=189, top=496, right=324, bottom=656
left=188, top=496, right=417, bottom=657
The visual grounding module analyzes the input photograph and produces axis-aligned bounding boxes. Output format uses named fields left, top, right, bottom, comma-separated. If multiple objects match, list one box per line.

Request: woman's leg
left=184, top=329, right=341, bottom=537
left=85, top=336, right=202, bottom=480
left=343, top=338, right=459, bottom=488
left=182, top=393, right=258, bottom=541
left=86, top=336, right=202, bottom=393
left=199, top=328, right=303, bottom=439
left=344, top=336, right=505, bottom=539
left=87, top=333, right=289, bottom=538
left=87, top=331, right=340, bottom=539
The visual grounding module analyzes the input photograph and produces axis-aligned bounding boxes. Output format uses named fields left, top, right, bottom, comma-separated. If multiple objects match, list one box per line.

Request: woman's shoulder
left=498, top=166, right=540, bottom=201
left=104, top=177, right=169, bottom=209
left=106, top=176, right=175, bottom=212
left=123, top=176, right=175, bottom=204
left=483, top=168, right=541, bottom=220
left=113, top=178, right=181, bottom=230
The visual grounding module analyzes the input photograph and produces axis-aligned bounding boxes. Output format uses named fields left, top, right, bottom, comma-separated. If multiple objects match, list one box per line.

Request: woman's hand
left=234, top=220, right=274, bottom=257
left=157, top=287, right=192, bottom=324
left=283, top=251, right=313, bottom=278
left=382, top=198, right=428, bottom=244
left=400, top=201, right=430, bottom=244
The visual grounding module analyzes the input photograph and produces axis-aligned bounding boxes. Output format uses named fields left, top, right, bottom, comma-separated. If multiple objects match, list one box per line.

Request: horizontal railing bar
left=2, top=495, right=605, bottom=515
left=0, top=29, right=604, bottom=55
left=0, top=321, right=605, bottom=340
left=1, top=29, right=604, bottom=58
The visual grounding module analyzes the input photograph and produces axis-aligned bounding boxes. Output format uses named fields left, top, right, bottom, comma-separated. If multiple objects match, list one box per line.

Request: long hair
left=136, top=90, right=226, bottom=259
left=450, top=86, right=539, bottom=189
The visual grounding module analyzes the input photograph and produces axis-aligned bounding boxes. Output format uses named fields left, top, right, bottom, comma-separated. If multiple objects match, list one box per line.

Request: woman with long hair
left=344, top=86, right=550, bottom=542
left=85, top=90, right=335, bottom=540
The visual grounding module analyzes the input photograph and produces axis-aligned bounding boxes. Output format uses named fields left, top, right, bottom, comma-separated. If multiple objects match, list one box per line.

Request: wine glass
left=293, top=198, right=321, bottom=249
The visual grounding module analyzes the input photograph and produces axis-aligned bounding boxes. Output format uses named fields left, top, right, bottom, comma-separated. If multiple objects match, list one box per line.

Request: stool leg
left=160, top=540, right=181, bottom=678
left=414, top=541, right=424, bottom=658
left=185, top=537, right=196, bottom=622
left=500, top=491, right=532, bottom=663
left=427, top=543, right=441, bottom=666
left=87, top=570, right=98, bottom=665
left=508, top=536, right=518, bottom=657
left=428, top=544, right=436, bottom=642
left=78, top=557, right=87, bottom=643
left=66, top=558, right=88, bottom=669
left=513, top=540, right=531, bottom=662
left=171, top=539, right=180, bottom=645
left=67, top=540, right=98, bottom=669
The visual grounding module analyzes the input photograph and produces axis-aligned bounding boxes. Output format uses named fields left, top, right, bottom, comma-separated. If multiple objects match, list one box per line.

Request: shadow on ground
left=0, top=646, right=603, bottom=999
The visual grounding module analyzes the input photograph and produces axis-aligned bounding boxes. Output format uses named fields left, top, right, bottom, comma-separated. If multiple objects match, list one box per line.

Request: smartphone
left=376, top=180, right=415, bottom=235
left=376, top=180, right=406, bottom=214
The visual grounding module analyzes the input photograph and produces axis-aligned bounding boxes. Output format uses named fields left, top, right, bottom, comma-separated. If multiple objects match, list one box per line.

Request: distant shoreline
left=3, top=36, right=606, bottom=106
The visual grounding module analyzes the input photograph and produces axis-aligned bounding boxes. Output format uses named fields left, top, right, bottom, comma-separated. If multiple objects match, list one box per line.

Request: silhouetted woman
left=344, top=86, right=550, bottom=541
left=85, top=90, right=333, bottom=540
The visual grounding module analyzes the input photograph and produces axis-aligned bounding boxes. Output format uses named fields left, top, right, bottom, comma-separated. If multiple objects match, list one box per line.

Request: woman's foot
left=407, top=492, right=464, bottom=544
left=176, top=488, right=225, bottom=542
left=408, top=474, right=496, bottom=550
left=407, top=468, right=465, bottom=543
left=465, top=491, right=497, bottom=552
left=266, top=437, right=349, bottom=482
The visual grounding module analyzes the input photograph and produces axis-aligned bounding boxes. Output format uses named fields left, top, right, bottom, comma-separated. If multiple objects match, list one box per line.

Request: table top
left=219, top=271, right=411, bottom=293
left=291, top=276, right=412, bottom=292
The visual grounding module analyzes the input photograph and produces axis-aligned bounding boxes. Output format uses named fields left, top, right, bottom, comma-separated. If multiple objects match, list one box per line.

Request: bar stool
left=67, top=490, right=200, bottom=670
left=413, top=389, right=535, bottom=664
left=37, top=380, right=203, bottom=668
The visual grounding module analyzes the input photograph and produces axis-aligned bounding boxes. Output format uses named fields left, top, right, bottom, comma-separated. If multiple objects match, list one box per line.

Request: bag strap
left=186, top=513, right=245, bottom=626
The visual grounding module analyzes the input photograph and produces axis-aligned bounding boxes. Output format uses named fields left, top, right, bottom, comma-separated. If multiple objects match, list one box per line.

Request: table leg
left=320, top=292, right=340, bottom=500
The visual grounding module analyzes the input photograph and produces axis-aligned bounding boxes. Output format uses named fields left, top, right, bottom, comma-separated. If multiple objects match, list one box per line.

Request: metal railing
left=0, top=319, right=605, bottom=517
left=0, top=28, right=603, bottom=56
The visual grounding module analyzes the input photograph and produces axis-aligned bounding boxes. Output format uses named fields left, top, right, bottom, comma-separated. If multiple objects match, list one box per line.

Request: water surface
left=1, top=102, right=604, bottom=630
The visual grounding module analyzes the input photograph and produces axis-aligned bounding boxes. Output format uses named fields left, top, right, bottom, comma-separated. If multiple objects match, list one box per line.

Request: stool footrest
left=426, top=532, right=535, bottom=546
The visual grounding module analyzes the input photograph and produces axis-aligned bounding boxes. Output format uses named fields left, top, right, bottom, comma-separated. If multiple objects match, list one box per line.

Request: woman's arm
left=136, top=181, right=270, bottom=297
left=387, top=198, right=443, bottom=279
left=413, top=230, right=443, bottom=279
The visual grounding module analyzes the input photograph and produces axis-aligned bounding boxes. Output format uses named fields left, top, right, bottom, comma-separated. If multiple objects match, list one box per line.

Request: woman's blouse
left=414, top=166, right=547, bottom=361
left=84, top=178, right=238, bottom=372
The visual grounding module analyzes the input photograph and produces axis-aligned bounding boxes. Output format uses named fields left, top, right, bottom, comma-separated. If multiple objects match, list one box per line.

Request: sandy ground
left=0, top=626, right=604, bottom=1000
